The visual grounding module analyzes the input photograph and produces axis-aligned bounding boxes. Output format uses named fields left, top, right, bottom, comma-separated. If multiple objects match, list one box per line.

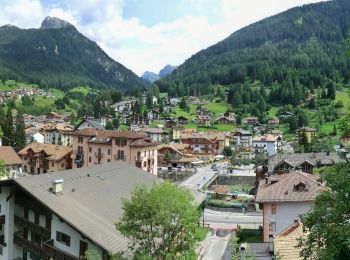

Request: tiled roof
left=274, top=222, right=305, bottom=260
left=253, top=134, right=279, bottom=142
left=73, top=128, right=146, bottom=139
left=129, top=139, right=159, bottom=147
left=0, top=146, right=22, bottom=165
left=14, top=162, right=158, bottom=253
left=18, top=143, right=72, bottom=161
left=268, top=152, right=347, bottom=172
left=77, top=119, right=104, bottom=129
left=255, top=171, right=324, bottom=203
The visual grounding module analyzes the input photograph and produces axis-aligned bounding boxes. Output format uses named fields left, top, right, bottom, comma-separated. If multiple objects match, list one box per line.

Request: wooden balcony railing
left=43, top=239, right=79, bottom=260
left=14, top=232, right=45, bottom=258
left=14, top=215, right=50, bottom=238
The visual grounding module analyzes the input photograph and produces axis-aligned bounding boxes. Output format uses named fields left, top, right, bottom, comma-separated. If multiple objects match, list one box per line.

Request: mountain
left=159, top=65, right=177, bottom=78
left=141, top=71, right=160, bottom=84
left=0, top=17, right=147, bottom=91
left=142, top=64, right=177, bottom=84
left=157, top=0, right=350, bottom=97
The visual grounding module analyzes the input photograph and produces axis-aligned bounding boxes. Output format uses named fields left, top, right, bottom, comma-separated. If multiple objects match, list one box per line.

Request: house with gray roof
left=76, top=118, right=104, bottom=130
left=0, top=161, right=204, bottom=259
left=268, top=152, right=347, bottom=174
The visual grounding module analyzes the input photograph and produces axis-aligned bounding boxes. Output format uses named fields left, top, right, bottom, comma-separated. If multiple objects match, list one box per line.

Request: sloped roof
left=0, top=146, right=22, bottom=165
left=274, top=222, right=305, bottom=260
left=268, top=152, right=347, bottom=172
left=14, top=162, right=158, bottom=253
left=255, top=171, right=324, bottom=203
left=129, top=139, right=159, bottom=147
left=76, top=119, right=104, bottom=130
left=253, top=134, right=279, bottom=142
left=18, top=143, right=72, bottom=161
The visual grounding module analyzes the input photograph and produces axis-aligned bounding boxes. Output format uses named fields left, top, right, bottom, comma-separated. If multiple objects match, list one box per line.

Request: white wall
left=265, top=201, right=313, bottom=240
left=0, top=186, right=15, bottom=260
left=51, top=215, right=103, bottom=258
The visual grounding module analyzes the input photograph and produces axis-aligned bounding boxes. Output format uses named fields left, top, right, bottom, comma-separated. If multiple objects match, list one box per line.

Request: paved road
left=201, top=233, right=231, bottom=260
left=201, top=209, right=263, bottom=228
left=180, top=162, right=226, bottom=190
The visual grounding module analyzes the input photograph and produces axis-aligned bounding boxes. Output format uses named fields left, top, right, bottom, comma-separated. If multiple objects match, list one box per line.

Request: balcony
left=135, top=156, right=144, bottom=162
left=74, top=150, right=84, bottom=155
left=14, top=215, right=50, bottom=238
left=95, top=152, right=104, bottom=158
left=0, top=215, right=5, bottom=225
left=114, top=155, right=125, bottom=161
left=43, top=239, right=79, bottom=260
left=14, top=232, right=45, bottom=258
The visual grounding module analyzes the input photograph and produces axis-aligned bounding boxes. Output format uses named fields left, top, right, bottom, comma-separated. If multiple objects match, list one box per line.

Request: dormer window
left=294, top=181, right=306, bottom=192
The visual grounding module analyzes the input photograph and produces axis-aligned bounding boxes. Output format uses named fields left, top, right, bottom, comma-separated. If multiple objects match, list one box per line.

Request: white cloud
left=0, top=0, right=328, bottom=75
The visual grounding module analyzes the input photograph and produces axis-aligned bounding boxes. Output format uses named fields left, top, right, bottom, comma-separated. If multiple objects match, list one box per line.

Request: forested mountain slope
left=157, top=0, right=350, bottom=97
left=0, top=17, right=147, bottom=91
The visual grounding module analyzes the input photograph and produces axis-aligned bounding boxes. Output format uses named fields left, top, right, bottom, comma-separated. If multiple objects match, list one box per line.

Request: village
left=0, top=89, right=349, bottom=259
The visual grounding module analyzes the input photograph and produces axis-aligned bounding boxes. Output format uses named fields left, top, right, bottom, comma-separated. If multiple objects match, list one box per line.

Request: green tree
left=326, top=81, right=336, bottom=100
left=21, top=95, right=33, bottom=106
left=299, top=163, right=350, bottom=260
left=116, top=182, right=199, bottom=259
left=105, top=121, right=114, bottom=130
left=179, top=97, right=188, bottom=110
left=13, top=112, right=26, bottom=150
left=338, top=111, right=350, bottom=136
left=0, top=160, right=7, bottom=178
left=222, top=146, right=233, bottom=158
left=2, top=109, right=13, bottom=146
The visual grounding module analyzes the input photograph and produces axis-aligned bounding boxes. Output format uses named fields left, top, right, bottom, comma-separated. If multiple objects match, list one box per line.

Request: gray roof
left=77, top=119, right=104, bottom=129
left=14, top=162, right=158, bottom=253
left=268, top=152, right=347, bottom=173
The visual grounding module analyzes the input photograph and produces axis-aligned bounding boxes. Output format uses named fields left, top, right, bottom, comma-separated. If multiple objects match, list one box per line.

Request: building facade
left=72, top=128, right=159, bottom=175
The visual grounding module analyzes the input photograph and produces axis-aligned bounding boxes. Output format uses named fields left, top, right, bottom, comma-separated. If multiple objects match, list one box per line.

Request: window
left=61, top=163, right=64, bottom=168
left=121, top=150, right=124, bottom=160
left=89, top=157, right=91, bottom=163
left=271, top=204, right=276, bottom=214
left=78, top=137, right=83, bottom=143
left=52, top=163, right=54, bottom=167
left=108, top=149, right=111, bottom=155
left=89, top=147, right=92, bottom=153
left=108, top=159, right=110, bottom=162
left=143, top=161, right=147, bottom=167
left=56, top=231, right=71, bottom=246
left=269, top=222, right=276, bottom=232
left=34, top=211, right=39, bottom=224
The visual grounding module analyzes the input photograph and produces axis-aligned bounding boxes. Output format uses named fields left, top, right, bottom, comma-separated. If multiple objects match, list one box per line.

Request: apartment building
left=296, top=127, right=316, bottom=144
left=181, top=134, right=217, bottom=157
left=231, top=129, right=253, bottom=148
left=0, top=161, right=157, bottom=260
left=18, top=143, right=72, bottom=174
left=252, top=134, right=281, bottom=156
left=268, top=152, right=347, bottom=174
left=256, top=171, right=324, bottom=241
left=72, top=128, right=159, bottom=175
left=40, top=123, right=74, bottom=146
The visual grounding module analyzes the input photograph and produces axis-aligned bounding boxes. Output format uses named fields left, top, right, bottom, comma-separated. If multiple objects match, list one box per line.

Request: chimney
left=52, top=179, right=64, bottom=194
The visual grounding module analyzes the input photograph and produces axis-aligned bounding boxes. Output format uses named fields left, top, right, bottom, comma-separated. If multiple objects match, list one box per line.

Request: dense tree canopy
left=299, top=163, right=350, bottom=260
left=116, top=182, right=199, bottom=259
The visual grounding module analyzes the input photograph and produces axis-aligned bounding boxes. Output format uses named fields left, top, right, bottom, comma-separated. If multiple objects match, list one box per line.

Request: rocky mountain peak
left=40, top=16, right=75, bottom=30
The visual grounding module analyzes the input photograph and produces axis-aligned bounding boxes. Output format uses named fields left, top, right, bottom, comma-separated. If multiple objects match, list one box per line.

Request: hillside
left=157, top=0, right=350, bottom=97
left=0, top=17, right=147, bottom=91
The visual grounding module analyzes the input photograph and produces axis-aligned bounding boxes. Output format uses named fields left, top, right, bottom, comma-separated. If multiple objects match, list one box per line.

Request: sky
left=0, top=0, right=327, bottom=76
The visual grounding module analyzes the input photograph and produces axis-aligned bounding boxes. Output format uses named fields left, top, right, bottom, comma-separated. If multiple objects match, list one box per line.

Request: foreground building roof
left=14, top=161, right=158, bottom=253
left=274, top=222, right=305, bottom=260
left=256, top=171, right=324, bottom=203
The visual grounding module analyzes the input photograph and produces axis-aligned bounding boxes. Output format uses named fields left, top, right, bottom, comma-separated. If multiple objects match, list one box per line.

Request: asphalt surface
left=201, top=208, right=263, bottom=229
left=180, top=162, right=226, bottom=190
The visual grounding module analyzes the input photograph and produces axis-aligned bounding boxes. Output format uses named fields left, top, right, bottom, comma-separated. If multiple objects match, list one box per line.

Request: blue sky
left=0, top=0, right=327, bottom=75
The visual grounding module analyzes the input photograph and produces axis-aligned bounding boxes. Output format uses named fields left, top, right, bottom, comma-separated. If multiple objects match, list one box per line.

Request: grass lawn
left=195, top=227, right=209, bottom=242
left=119, top=124, right=129, bottom=130
left=237, top=229, right=263, bottom=243
left=216, top=124, right=235, bottom=131
left=0, top=80, right=37, bottom=91
left=68, top=86, right=96, bottom=95
left=159, top=92, right=168, bottom=98
left=203, top=102, right=228, bottom=115
left=267, top=106, right=279, bottom=118
left=335, top=91, right=350, bottom=111
left=173, top=105, right=196, bottom=120
left=149, top=120, right=164, bottom=128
